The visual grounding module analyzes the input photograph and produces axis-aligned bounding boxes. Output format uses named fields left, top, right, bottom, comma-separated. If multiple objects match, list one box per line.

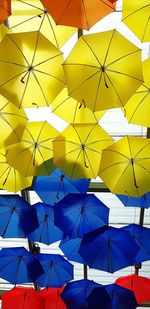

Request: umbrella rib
left=93, top=71, right=103, bottom=112
left=30, top=70, right=49, bottom=106
left=122, top=4, right=150, bottom=21
left=0, top=70, right=27, bottom=88
left=105, top=50, right=141, bottom=69
left=0, top=4, right=9, bottom=12
left=84, top=123, right=98, bottom=144
left=46, top=13, right=59, bottom=49
left=104, top=71, right=125, bottom=106
left=142, top=16, right=150, bottom=42
left=84, top=149, right=98, bottom=178
left=86, top=139, right=112, bottom=147
left=100, top=159, right=130, bottom=174
left=134, top=161, right=150, bottom=175
left=33, top=68, right=65, bottom=85
left=19, top=71, right=32, bottom=108
left=18, top=0, right=44, bottom=11
left=0, top=114, right=20, bottom=140
left=81, top=0, right=89, bottom=30
left=57, top=139, right=81, bottom=147
left=133, top=141, right=150, bottom=159
left=106, top=68, right=143, bottom=83
left=81, top=38, right=102, bottom=67
left=70, top=148, right=83, bottom=178
left=103, top=29, right=116, bottom=66
left=7, top=35, right=30, bottom=66
left=1, top=111, right=27, bottom=121
left=33, top=52, right=64, bottom=69
left=30, top=30, right=40, bottom=68
left=112, top=162, right=138, bottom=195
left=127, top=92, right=150, bottom=123
left=35, top=121, right=47, bottom=143
left=54, top=0, right=72, bottom=24
left=127, top=136, right=139, bottom=188
left=9, top=14, right=44, bottom=30
left=0, top=59, right=26, bottom=68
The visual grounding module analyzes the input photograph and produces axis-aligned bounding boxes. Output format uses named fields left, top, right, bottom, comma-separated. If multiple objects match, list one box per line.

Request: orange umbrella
left=0, top=1, right=11, bottom=24
left=40, top=0, right=117, bottom=30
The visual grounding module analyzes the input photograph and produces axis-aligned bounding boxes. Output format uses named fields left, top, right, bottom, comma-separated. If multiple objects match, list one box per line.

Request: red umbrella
left=1, top=286, right=44, bottom=309
left=115, top=274, right=150, bottom=304
left=0, top=0, right=11, bottom=24
left=40, top=287, right=67, bottom=309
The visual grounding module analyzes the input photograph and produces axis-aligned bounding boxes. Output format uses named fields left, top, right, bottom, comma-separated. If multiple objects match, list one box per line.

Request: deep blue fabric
left=116, top=193, right=150, bottom=208
left=59, top=237, right=84, bottom=264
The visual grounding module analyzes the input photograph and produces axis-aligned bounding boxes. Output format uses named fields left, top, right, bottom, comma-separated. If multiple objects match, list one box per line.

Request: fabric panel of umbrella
left=40, top=287, right=67, bottom=309
left=59, top=237, right=84, bottom=264
left=0, top=194, right=39, bottom=238
left=53, top=123, right=114, bottom=179
left=116, top=193, right=150, bottom=208
left=0, top=0, right=11, bottom=24
left=63, top=29, right=143, bottom=112
left=8, top=0, right=76, bottom=49
left=0, top=24, right=9, bottom=42
left=6, top=121, right=59, bottom=176
left=99, top=135, right=150, bottom=197
left=28, top=202, right=64, bottom=245
left=0, top=31, right=66, bottom=108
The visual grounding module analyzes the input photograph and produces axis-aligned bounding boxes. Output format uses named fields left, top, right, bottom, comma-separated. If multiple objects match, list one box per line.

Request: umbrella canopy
left=87, top=283, right=138, bottom=309
left=53, top=123, right=114, bottom=179
left=0, top=31, right=65, bottom=108
left=122, top=0, right=150, bottom=42
left=116, top=193, right=150, bottom=208
left=124, top=58, right=150, bottom=127
left=51, top=87, right=105, bottom=124
left=0, top=194, right=39, bottom=238
left=115, top=274, right=150, bottom=304
left=28, top=202, right=64, bottom=245
left=35, top=253, right=74, bottom=287
left=79, top=226, right=139, bottom=273
left=99, top=135, right=150, bottom=197
left=8, top=0, right=76, bottom=49
left=61, top=279, right=101, bottom=309
left=0, top=95, right=27, bottom=147
left=54, top=193, right=109, bottom=238
left=0, top=1, right=11, bottom=24
left=33, top=168, right=90, bottom=205
left=1, top=286, right=44, bottom=309
left=6, top=121, right=59, bottom=176
left=40, top=0, right=116, bottom=30
left=59, top=237, right=84, bottom=264
left=40, top=287, right=67, bottom=309
left=63, top=29, right=143, bottom=112
left=0, top=247, right=44, bottom=284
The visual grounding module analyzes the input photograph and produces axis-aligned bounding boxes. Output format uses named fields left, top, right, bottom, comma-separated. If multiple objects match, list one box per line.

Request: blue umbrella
left=28, top=202, right=64, bottom=245
left=121, top=224, right=150, bottom=263
left=87, top=283, right=138, bottom=309
left=59, top=237, right=84, bottom=264
left=0, top=247, right=44, bottom=284
left=61, top=279, right=101, bottom=309
left=79, top=226, right=139, bottom=273
left=116, top=193, right=150, bottom=208
left=0, top=194, right=39, bottom=238
left=35, top=254, right=74, bottom=287
left=33, top=168, right=90, bottom=205
left=54, top=193, right=109, bottom=238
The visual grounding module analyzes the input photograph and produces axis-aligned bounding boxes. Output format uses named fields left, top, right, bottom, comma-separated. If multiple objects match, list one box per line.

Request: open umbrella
left=54, top=193, right=109, bottom=238
left=1, top=286, right=44, bottom=309
left=115, top=274, right=150, bottom=304
left=63, top=29, right=143, bottom=112
left=33, top=168, right=90, bottom=205
left=35, top=253, right=74, bottom=287
left=40, top=287, right=67, bottom=309
left=53, top=123, right=114, bottom=179
left=40, top=0, right=116, bottom=30
left=0, top=31, right=65, bottom=108
left=116, top=193, right=150, bottom=208
left=8, top=0, right=76, bottom=49
left=99, top=135, right=150, bottom=197
left=0, top=0, right=11, bottom=24
left=59, top=237, right=84, bottom=264
left=122, top=0, right=150, bottom=42
left=0, top=194, right=39, bottom=238
left=0, top=247, right=44, bottom=284
left=79, top=226, right=139, bottom=273
left=6, top=121, right=59, bottom=176
left=28, top=202, right=64, bottom=245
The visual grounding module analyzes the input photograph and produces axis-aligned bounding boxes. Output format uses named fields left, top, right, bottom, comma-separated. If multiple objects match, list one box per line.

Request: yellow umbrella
left=63, top=29, right=143, bottom=112
left=6, top=121, right=59, bottom=176
left=124, top=58, right=150, bottom=127
left=0, top=148, right=32, bottom=193
left=99, top=136, right=150, bottom=197
left=0, top=25, right=9, bottom=42
left=53, top=123, right=114, bottom=179
left=0, top=31, right=66, bottom=108
left=8, top=0, right=77, bottom=48
left=0, top=95, right=28, bottom=147
left=122, top=0, right=150, bottom=42
left=51, top=87, right=105, bottom=123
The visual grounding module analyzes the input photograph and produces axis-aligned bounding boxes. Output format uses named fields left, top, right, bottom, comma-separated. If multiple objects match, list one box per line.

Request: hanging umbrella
left=40, top=287, right=67, bottom=309
left=122, top=0, right=150, bottom=42
left=33, top=168, right=90, bottom=205
left=116, top=193, right=150, bottom=208
left=54, top=193, right=109, bottom=238
left=6, top=121, right=59, bottom=176
left=1, top=286, right=44, bottom=309
left=0, top=0, right=11, bottom=24
left=115, top=274, right=150, bottom=304
left=63, top=29, right=143, bottom=112
left=35, top=253, right=74, bottom=287
left=78, top=226, right=139, bottom=273
left=51, top=87, right=105, bottom=124
left=0, top=194, right=39, bottom=238
left=8, top=0, right=76, bottom=49
left=53, top=123, right=114, bottom=179
left=59, top=237, right=84, bottom=264
left=87, top=283, right=138, bottom=309
left=0, top=31, right=65, bottom=108
left=0, top=247, right=44, bottom=284
left=40, top=0, right=116, bottom=30
left=0, top=95, right=27, bottom=147
left=124, top=58, right=150, bottom=127
left=61, top=279, right=101, bottom=309
left=99, top=135, right=150, bottom=197
left=28, top=202, right=64, bottom=245
left=0, top=147, right=33, bottom=192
